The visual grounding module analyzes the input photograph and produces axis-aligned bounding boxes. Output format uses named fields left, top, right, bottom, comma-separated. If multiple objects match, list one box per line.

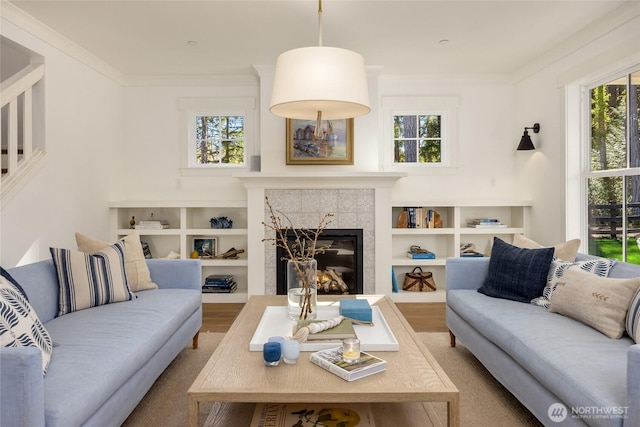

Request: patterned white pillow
left=0, top=276, right=53, bottom=375
left=50, top=241, right=136, bottom=316
left=531, top=257, right=615, bottom=309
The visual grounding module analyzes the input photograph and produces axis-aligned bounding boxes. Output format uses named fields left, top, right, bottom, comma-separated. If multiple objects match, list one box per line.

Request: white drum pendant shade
left=269, top=46, right=370, bottom=120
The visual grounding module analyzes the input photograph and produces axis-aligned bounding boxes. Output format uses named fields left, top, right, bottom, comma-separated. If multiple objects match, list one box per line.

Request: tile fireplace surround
left=264, top=188, right=374, bottom=295
left=235, top=172, right=405, bottom=297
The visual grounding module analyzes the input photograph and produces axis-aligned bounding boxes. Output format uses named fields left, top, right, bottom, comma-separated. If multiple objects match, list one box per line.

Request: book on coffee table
left=296, top=318, right=357, bottom=340
left=250, top=402, right=376, bottom=426
left=309, top=346, right=387, bottom=382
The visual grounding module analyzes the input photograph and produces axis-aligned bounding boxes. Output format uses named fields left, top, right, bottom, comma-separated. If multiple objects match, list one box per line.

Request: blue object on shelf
left=340, top=299, right=373, bottom=323
left=210, top=216, right=233, bottom=229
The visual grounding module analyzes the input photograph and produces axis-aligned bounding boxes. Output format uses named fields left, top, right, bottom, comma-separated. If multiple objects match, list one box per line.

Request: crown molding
left=513, top=1, right=640, bottom=83
left=1, top=1, right=126, bottom=85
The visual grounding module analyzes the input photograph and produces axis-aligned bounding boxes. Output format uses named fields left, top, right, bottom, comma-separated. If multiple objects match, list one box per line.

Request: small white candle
left=282, top=339, right=300, bottom=364
left=342, top=338, right=360, bottom=364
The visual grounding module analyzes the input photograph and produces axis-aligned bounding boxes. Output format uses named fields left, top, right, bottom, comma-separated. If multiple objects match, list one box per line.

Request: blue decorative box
left=339, top=299, right=372, bottom=322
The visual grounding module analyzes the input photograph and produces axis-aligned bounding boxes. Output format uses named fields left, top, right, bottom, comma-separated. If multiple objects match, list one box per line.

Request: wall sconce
left=517, top=123, right=540, bottom=150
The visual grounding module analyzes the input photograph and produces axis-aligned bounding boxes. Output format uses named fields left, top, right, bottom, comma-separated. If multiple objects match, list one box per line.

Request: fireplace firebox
left=276, top=228, right=364, bottom=295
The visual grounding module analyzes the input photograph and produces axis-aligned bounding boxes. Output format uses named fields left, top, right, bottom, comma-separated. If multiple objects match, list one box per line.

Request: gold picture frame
left=286, top=118, right=354, bottom=165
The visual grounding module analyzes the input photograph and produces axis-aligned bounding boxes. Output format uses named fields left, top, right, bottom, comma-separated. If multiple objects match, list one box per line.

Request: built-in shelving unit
left=389, top=201, right=531, bottom=303
left=109, top=201, right=248, bottom=303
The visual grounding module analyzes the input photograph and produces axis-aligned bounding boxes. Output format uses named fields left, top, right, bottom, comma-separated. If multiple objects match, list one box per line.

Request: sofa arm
left=146, top=259, right=202, bottom=291
left=628, top=344, right=640, bottom=425
left=0, top=347, right=45, bottom=427
left=445, top=257, right=490, bottom=292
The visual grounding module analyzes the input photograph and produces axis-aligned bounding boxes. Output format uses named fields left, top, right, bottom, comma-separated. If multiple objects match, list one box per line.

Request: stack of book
left=202, top=274, right=237, bottom=293
left=135, top=220, right=169, bottom=230
left=467, top=218, right=507, bottom=228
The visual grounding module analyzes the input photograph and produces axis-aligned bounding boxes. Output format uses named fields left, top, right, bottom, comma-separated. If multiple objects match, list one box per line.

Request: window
left=584, top=68, right=640, bottom=263
left=195, top=115, right=244, bottom=165
left=382, top=96, right=458, bottom=172
left=393, top=114, right=442, bottom=163
left=179, top=97, right=255, bottom=172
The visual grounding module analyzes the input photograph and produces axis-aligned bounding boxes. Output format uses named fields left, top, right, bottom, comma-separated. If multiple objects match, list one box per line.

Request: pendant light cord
left=318, top=0, right=323, bottom=47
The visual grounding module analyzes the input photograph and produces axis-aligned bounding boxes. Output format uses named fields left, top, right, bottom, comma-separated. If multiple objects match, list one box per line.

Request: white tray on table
left=248, top=305, right=399, bottom=352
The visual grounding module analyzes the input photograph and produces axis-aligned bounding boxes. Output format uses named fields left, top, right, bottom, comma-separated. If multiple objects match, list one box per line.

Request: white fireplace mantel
left=233, top=171, right=407, bottom=189
left=236, top=171, right=406, bottom=298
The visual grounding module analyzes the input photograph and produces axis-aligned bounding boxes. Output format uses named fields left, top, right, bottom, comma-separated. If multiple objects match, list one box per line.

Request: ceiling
left=6, top=0, right=637, bottom=78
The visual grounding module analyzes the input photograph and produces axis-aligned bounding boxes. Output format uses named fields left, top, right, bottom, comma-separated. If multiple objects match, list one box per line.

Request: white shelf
left=389, top=201, right=531, bottom=301
left=110, top=201, right=249, bottom=303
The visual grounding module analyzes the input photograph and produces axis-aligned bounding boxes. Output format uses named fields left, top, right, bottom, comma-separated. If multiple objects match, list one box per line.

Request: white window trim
left=178, top=97, right=255, bottom=175
left=566, top=63, right=640, bottom=249
left=381, top=96, right=459, bottom=174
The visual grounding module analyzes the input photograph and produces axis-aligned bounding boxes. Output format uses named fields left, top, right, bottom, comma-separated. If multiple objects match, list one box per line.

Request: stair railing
left=1, top=63, right=46, bottom=204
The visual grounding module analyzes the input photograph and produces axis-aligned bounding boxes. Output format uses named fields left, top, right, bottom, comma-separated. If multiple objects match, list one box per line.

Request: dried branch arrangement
left=262, top=196, right=334, bottom=319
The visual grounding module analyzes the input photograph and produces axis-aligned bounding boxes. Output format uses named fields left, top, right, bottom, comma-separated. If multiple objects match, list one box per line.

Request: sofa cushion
left=75, top=231, right=158, bottom=292
left=41, top=288, right=201, bottom=427
left=531, top=257, right=615, bottom=309
left=448, top=289, right=632, bottom=417
left=549, top=268, right=640, bottom=339
left=0, top=276, right=53, bottom=375
left=478, top=237, right=554, bottom=303
left=512, top=234, right=580, bottom=262
left=50, top=242, right=136, bottom=316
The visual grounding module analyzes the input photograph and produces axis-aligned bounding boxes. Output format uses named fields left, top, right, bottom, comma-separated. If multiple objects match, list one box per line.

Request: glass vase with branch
left=263, top=197, right=334, bottom=320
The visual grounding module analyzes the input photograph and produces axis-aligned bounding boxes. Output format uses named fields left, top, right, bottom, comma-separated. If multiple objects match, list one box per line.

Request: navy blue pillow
left=1, top=266, right=29, bottom=301
left=478, top=237, right=554, bottom=303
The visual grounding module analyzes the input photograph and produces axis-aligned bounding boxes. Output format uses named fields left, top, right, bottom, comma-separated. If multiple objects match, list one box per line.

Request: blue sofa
left=446, top=254, right=640, bottom=427
left=0, top=258, right=202, bottom=427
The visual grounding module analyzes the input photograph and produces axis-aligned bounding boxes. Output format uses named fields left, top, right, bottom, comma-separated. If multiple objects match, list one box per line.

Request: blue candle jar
left=263, top=342, right=281, bottom=367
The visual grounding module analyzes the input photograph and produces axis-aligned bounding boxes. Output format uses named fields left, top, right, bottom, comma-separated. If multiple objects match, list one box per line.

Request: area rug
left=122, top=332, right=542, bottom=427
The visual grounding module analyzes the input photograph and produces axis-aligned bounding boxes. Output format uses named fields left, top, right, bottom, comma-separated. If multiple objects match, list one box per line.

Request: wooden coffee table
left=188, top=295, right=459, bottom=427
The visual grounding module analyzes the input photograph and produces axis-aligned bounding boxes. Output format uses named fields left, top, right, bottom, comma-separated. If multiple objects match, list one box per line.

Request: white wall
left=0, top=16, right=125, bottom=266
left=3, top=4, right=638, bottom=267
left=515, top=15, right=640, bottom=248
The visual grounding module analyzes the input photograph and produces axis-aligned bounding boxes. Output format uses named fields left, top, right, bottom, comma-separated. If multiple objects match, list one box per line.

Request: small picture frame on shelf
left=193, top=237, right=217, bottom=258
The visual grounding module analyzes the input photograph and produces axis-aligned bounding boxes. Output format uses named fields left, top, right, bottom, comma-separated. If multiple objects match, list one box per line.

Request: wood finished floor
left=201, top=302, right=447, bottom=333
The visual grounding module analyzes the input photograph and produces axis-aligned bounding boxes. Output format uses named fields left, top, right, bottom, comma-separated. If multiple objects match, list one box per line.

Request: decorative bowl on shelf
left=210, top=216, right=233, bottom=229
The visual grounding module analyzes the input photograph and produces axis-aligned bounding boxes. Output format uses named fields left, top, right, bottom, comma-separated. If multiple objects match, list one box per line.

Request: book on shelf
left=135, top=220, right=170, bottom=230
left=460, top=251, right=484, bottom=257
left=296, top=318, right=357, bottom=341
left=406, top=251, right=436, bottom=259
left=202, top=282, right=237, bottom=293
left=309, top=346, right=387, bottom=382
left=250, top=403, right=376, bottom=427
left=204, top=274, right=234, bottom=284
left=467, top=218, right=507, bottom=228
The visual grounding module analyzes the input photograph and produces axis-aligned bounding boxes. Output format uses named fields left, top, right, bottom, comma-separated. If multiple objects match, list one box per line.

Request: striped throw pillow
left=50, top=241, right=135, bottom=316
left=627, top=288, right=640, bottom=343
left=0, top=276, right=53, bottom=375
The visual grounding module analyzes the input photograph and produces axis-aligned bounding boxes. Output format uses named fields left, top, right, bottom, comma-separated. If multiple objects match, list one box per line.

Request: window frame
left=381, top=96, right=459, bottom=173
left=178, top=97, right=255, bottom=174
left=577, top=65, right=640, bottom=261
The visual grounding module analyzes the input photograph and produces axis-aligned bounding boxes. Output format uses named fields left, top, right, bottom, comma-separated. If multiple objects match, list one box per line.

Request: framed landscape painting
left=286, top=118, right=354, bottom=165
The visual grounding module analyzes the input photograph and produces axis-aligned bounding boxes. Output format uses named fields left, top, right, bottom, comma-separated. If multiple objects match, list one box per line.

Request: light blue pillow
left=478, top=237, right=554, bottom=303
